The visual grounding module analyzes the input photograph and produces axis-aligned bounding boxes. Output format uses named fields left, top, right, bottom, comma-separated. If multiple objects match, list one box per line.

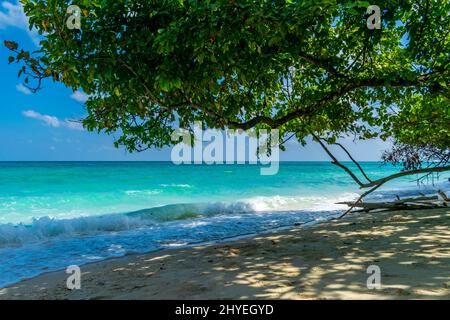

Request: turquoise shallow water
left=0, top=161, right=448, bottom=287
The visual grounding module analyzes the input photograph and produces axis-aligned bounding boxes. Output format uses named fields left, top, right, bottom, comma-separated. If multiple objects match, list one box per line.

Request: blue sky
left=0, top=0, right=391, bottom=161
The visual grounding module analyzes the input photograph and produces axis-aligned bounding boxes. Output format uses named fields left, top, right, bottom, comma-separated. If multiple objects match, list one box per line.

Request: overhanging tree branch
left=334, top=142, right=372, bottom=183
left=226, top=74, right=438, bottom=130
left=313, top=134, right=450, bottom=219
left=311, top=133, right=368, bottom=188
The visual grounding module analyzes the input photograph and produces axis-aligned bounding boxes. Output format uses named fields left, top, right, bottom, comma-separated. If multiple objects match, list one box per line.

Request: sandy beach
left=1, top=208, right=449, bottom=300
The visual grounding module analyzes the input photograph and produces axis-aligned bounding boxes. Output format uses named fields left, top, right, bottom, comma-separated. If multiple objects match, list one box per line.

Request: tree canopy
left=5, top=0, right=450, bottom=163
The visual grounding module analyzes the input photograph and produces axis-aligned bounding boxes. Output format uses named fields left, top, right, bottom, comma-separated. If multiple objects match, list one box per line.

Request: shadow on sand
left=1, top=209, right=449, bottom=300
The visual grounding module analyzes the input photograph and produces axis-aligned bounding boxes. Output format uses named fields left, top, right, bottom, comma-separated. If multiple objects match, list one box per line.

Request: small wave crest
left=159, top=184, right=193, bottom=188
left=0, top=214, right=151, bottom=247
left=124, top=189, right=161, bottom=195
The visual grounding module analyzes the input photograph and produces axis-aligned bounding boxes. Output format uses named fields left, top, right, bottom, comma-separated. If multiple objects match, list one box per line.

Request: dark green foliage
left=5, top=0, right=450, bottom=153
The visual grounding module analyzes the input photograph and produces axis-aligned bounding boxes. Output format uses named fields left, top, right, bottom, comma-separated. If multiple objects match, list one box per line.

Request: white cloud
left=0, top=1, right=40, bottom=45
left=70, top=91, right=89, bottom=103
left=22, top=109, right=84, bottom=131
left=0, top=1, right=27, bottom=28
left=16, top=83, right=31, bottom=95
left=65, top=120, right=84, bottom=131
left=23, top=110, right=60, bottom=127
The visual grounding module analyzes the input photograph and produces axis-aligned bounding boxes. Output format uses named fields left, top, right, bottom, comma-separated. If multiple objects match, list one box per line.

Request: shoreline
left=0, top=215, right=332, bottom=289
left=1, top=208, right=449, bottom=300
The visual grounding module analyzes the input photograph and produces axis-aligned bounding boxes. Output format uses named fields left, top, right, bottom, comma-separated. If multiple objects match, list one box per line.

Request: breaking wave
left=0, top=193, right=357, bottom=247
left=1, top=180, right=448, bottom=249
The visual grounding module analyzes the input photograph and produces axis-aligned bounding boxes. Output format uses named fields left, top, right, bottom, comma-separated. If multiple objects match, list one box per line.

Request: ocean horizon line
left=0, top=160, right=384, bottom=163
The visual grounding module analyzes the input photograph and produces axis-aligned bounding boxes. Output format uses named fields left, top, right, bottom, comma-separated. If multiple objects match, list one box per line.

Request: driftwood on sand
left=337, top=191, right=449, bottom=213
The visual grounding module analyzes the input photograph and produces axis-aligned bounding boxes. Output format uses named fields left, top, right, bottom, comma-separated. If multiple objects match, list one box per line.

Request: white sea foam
left=159, top=184, right=193, bottom=188
left=239, top=193, right=358, bottom=212
left=124, top=189, right=161, bottom=195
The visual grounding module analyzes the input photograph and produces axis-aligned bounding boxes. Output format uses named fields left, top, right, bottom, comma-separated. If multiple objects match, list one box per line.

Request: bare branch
left=313, top=135, right=450, bottom=219
left=365, top=166, right=450, bottom=188
left=337, top=183, right=383, bottom=219
left=334, top=142, right=372, bottom=183
left=311, top=133, right=367, bottom=188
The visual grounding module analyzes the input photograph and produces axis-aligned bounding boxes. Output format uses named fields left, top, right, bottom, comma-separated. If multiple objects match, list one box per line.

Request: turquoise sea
left=0, top=162, right=448, bottom=287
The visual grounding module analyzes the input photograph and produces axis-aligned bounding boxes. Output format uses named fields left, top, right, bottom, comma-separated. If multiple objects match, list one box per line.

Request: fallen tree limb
left=393, top=196, right=439, bottom=203
left=337, top=196, right=439, bottom=207
left=337, top=201, right=446, bottom=210
left=337, top=195, right=448, bottom=213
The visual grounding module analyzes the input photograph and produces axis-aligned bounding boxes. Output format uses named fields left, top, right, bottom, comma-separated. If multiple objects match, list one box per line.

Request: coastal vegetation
left=5, top=0, right=450, bottom=208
